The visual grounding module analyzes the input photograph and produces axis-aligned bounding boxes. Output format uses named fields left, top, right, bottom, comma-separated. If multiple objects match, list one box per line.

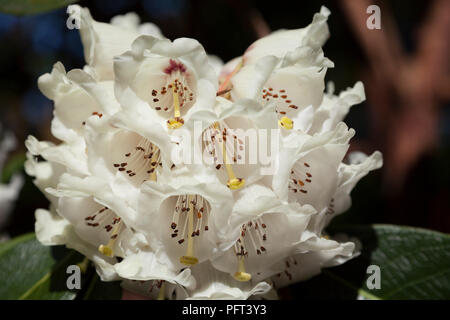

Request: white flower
left=308, top=150, right=383, bottom=234
left=121, top=261, right=272, bottom=300
left=25, top=147, right=117, bottom=280
left=114, top=34, right=218, bottom=130
left=219, top=6, right=333, bottom=132
left=253, top=232, right=359, bottom=289
left=308, top=81, right=366, bottom=135
left=230, top=48, right=332, bottom=132
left=70, top=5, right=163, bottom=80
left=186, top=262, right=271, bottom=300
left=272, top=123, right=355, bottom=212
left=26, top=6, right=203, bottom=289
left=37, top=62, right=119, bottom=152
left=136, top=170, right=234, bottom=270
left=187, top=96, right=278, bottom=189
left=211, top=183, right=315, bottom=282
left=0, top=127, right=23, bottom=238
left=242, top=6, right=331, bottom=64
left=25, top=5, right=383, bottom=300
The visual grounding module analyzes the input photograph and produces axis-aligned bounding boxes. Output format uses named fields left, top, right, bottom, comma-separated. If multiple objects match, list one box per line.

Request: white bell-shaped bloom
left=308, top=151, right=383, bottom=234
left=24, top=5, right=383, bottom=300
left=243, top=6, right=331, bottom=64
left=137, top=169, right=234, bottom=271
left=69, top=4, right=163, bottom=80
left=272, top=122, right=354, bottom=213
left=183, top=96, right=279, bottom=191
left=114, top=35, right=218, bottom=131
left=309, top=81, right=366, bottom=135
left=186, top=261, right=271, bottom=299
left=211, top=183, right=315, bottom=282
left=253, top=232, right=359, bottom=289
left=37, top=62, right=120, bottom=150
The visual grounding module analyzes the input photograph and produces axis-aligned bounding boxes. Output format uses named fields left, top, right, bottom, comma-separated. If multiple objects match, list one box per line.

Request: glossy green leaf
left=0, top=233, right=123, bottom=300
left=286, top=224, right=450, bottom=300
left=0, top=0, right=77, bottom=16
left=0, top=233, right=84, bottom=299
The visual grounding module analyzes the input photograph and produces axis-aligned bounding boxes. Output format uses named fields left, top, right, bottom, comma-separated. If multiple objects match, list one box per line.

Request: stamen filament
left=167, top=82, right=185, bottom=129
left=172, top=84, right=181, bottom=118
left=223, top=140, right=235, bottom=180
left=180, top=195, right=198, bottom=266
left=98, top=220, right=122, bottom=257
left=213, top=122, right=245, bottom=190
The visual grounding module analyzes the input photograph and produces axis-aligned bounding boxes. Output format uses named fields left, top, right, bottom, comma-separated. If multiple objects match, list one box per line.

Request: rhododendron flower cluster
left=25, top=5, right=382, bottom=300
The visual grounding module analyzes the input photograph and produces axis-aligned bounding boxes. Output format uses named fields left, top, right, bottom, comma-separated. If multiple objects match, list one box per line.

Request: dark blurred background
left=0, top=0, right=449, bottom=238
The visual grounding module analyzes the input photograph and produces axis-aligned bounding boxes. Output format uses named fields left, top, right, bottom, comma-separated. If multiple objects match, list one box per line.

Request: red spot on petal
left=164, top=59, right=187, bottom=74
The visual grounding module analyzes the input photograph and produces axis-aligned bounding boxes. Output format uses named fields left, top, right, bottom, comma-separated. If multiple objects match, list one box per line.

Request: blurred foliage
left=1, top=152, right=25, bottom=183
left=0, top=233, right=122, bottom=300
left=0, top=0, right=77, bottom=16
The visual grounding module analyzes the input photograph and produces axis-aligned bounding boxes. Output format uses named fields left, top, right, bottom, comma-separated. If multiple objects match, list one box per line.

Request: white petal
left=212, top=187, right=315, bottom=278
left=255, top=235, right=356, bottom=288
left=24, top=151, right=66, bottom=206
left=330, top=151, right=383, bottom=218
left=273, top=123, right=354, bottom=212
left=25, top=135, right=88, bottom=176
left=242, top=6, right=331, bottom=64
left=114, top=35, right=218, bottom=130
left=38, top=62, right=116, bottom=145
left=35, top=208, right=71, bottom=245
left=70, top=5, right=143, bottom=80
left=309, top=81, right=365, bottom=134
left=115, top=250, right=195, bottom=289
left=187, top=262, right=271, bottom=300
left=207, top=54, right=224, bottom=78
left=137, top=177, right=233, bottom=269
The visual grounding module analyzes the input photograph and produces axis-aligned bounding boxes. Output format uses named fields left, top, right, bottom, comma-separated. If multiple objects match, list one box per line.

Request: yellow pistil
left=98, top=220, right=122, bottom=257
left=234, top=256, right=252, bottom=282
left=213, top=122, right=245, bottom=190
left=278, top=116, right=293, bottom=130
left=157, top=281, right=165, bottom=300
left=180, top=195, right=199, bottom=266
left=167, top=83, right=184, bottom=129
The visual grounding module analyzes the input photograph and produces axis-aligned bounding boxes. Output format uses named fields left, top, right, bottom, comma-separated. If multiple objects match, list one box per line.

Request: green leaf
left=0, top=233, right=123, bottom=300
left=0, top=0, right=77, bottom=16
left=287, top=224, right=450, bottom=300
left=0, top=233, right=85, bottom=299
